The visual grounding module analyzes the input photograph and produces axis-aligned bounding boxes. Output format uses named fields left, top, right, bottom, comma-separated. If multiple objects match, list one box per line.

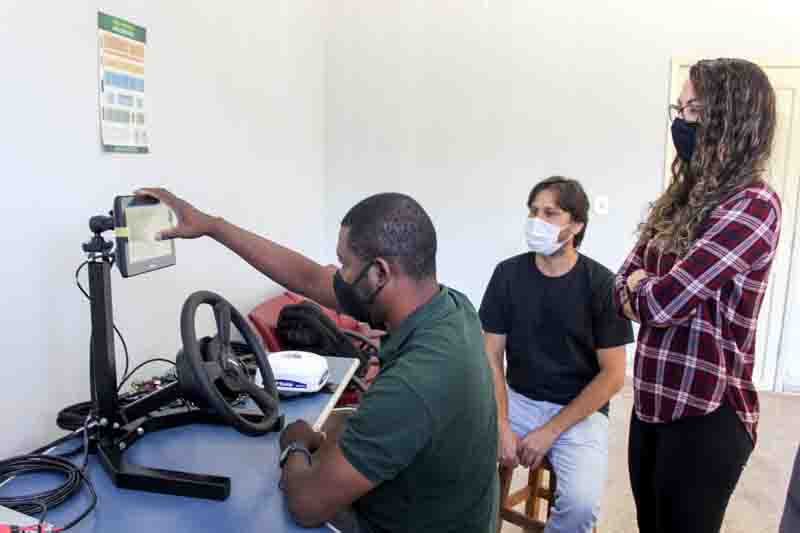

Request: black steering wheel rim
left=180, top=291, right=280, bottom=436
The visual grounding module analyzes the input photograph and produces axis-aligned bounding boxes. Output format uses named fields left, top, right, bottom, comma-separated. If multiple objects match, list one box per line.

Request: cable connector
left=0, top=523, right=61, bottom=532
left=9, top=526, right=59, bottom=533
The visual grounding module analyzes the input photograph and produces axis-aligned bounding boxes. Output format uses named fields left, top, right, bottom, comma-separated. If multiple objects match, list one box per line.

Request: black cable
left=0, top=418, right=97, bottom=532
left=55, top=401, right=94, bottom=433
left=74, top=261, right=91, bottom=300
left=50, top=442, right=86, bottom=460
left=36, top=503, right=49, bottom=533
left=56, top=389, right=150, bottom=432
left=29, top=501, right=48, bottom=533
left=7, top=258, right=154, bottom=531
left=30, top=431, right=82, bottom=456
left=59, top=416, right=96, bottom=532
left=76, top=260, right=130, bottom=383
left=115, top=324, right=130, bottom=380
left=117, top=358, right=176, bottom=392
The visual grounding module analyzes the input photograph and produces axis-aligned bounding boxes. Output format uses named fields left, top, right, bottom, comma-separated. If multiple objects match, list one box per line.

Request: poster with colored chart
left=98, top=12, right=148, bottom=153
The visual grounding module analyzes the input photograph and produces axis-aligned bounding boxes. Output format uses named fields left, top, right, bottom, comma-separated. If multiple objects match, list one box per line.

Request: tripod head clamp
left=83, top=213, right=115, bottom=257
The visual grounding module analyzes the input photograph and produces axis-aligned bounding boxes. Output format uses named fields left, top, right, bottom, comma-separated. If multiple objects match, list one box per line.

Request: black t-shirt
left=479, top=253, right=633, bottom=415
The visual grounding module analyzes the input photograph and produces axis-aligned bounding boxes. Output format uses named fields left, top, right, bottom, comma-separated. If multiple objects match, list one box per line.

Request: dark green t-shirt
left=339, top=286, right=498, bottom=533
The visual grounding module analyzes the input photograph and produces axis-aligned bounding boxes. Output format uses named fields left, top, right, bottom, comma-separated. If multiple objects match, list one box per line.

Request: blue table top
left=0, top=357, right=358, bottom=533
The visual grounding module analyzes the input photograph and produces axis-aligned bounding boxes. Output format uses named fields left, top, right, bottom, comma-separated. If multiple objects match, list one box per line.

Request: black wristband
left=280, top=442, right=312, bottom=468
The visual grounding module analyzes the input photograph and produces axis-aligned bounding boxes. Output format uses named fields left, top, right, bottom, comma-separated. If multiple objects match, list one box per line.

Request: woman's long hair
left=639, top=58, right=777, bottom=256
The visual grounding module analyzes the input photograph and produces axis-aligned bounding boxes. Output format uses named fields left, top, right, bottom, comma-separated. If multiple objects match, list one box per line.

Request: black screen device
left=113, top=195, right=176, bottom=277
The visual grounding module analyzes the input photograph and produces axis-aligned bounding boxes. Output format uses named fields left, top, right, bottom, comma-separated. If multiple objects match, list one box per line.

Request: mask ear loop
left=350, top=260, right=374, bottom=287
left=364, top=260, right=388, bottom=305
left=560, top=225, right=575, bottom=245
left=555, top=220, right=581, bottom=250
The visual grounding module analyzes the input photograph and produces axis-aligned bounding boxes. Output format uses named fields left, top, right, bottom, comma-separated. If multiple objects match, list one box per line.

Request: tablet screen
left=114, top=195, right=176, bottom=277
left=126, top=203, right=173, bottom=264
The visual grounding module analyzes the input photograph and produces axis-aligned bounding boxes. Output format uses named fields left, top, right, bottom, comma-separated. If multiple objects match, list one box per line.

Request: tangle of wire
left=0, top=416, right=97, bottom=531
left=0, top=262, right=187, bottom=531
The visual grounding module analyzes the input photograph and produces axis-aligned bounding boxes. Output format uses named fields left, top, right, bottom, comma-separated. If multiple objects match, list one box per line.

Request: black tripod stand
left=81, top=215, right=231, bottom=500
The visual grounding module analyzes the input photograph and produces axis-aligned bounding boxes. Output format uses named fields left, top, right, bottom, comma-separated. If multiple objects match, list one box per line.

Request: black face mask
left=333, top=261, right=385, bottom=328
left=671, top=118, right=698, bottom=162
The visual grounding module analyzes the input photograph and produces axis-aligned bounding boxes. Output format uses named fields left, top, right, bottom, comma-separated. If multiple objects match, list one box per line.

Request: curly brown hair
left=639, top=58, right=777, bottom=256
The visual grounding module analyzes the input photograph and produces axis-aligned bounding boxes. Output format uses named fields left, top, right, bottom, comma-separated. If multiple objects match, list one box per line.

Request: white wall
left=323, top=1, right=800, bottom=311
left=3, top=0, right=799, bottom=458
left=0, top=1, right=326, bottom=456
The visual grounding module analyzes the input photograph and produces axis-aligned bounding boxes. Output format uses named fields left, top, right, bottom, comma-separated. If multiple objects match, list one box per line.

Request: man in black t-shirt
left=480, top=177, right=633, bottom=533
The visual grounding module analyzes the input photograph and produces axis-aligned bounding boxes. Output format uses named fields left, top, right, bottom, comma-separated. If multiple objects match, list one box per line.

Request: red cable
left=0, top=525, right=64, bottom=532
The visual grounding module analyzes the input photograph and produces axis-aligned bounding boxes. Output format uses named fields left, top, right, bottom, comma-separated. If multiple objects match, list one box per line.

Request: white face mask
left=525, top=217, right=569, bottom=256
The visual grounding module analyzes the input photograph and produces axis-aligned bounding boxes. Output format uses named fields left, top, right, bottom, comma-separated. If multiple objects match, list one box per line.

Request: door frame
left=665, top=57, right=800, bottom=188
left=664, top=57, right=800, bottom=392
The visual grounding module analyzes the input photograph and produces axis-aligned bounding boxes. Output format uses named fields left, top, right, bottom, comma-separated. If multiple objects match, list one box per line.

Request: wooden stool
left=497, top=459, right=597, bottom=533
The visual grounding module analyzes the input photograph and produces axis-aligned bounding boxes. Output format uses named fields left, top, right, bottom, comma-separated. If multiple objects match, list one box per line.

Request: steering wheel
left=177, top=291, right=281, bottom=436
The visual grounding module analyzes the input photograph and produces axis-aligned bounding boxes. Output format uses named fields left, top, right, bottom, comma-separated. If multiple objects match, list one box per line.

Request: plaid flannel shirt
left=614, top=182, right=781, bottom=443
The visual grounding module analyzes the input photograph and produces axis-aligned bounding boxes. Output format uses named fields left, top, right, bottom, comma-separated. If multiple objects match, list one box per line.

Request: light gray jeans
left=507, top=388, right=609, bottom=533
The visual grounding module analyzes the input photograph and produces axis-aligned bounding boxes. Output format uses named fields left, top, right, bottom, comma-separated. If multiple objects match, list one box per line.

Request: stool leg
left=530, top=466, right=547, bottom=522
left=547, top=465, right=557, bottom=520
left=498, top=465, right=513, bottom=533
left=526, top=466, right=539, bottom=520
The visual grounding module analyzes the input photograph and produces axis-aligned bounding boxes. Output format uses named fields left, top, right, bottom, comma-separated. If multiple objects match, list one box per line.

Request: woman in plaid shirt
left=615, top=58, right=781, bottom=533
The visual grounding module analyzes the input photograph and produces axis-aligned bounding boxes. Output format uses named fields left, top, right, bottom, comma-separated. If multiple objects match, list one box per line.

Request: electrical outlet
left=594, top=195, right=610, bottom=216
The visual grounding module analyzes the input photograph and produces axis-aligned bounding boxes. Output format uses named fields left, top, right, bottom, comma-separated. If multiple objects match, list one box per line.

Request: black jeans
left=628, top=403, right=753, bottom=533
left=780, top=445, right=800, bottom=533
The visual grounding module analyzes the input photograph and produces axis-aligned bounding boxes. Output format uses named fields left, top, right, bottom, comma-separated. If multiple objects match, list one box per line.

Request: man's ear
left=372, top=257, right=392, bottom=286
left=562, top=221, right=584, bottom=246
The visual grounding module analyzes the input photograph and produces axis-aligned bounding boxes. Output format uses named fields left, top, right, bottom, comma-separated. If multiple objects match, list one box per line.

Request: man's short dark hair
left=341, top=193, right=437, bottom=280
left=528, top=176, right=590, bottom=248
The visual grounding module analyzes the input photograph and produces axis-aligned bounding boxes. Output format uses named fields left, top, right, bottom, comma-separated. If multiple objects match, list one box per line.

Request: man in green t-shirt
left=138, top=188, right=498, bottom=533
